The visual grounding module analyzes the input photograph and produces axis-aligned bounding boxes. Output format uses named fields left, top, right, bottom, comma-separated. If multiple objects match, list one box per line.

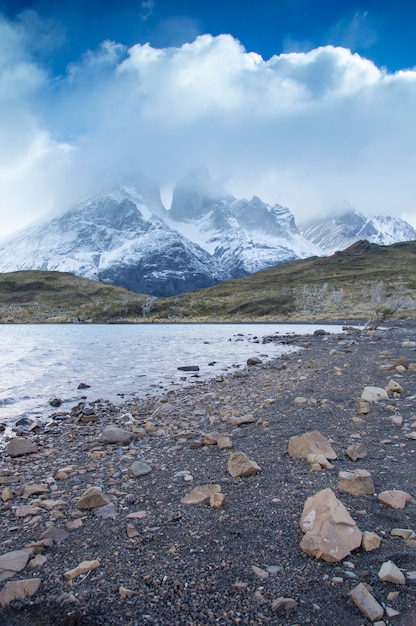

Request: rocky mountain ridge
left=299, top=210, right=416, bottom=255
left=0, top=169, right=414, bottom=296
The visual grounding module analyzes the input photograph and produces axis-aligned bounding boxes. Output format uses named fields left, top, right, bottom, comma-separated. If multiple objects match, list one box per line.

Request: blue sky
left=0, top=0, right=416, bottom=235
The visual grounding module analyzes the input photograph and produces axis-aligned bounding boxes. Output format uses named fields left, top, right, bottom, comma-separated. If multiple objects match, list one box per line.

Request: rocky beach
left=0, top=323, right=415, bottom=626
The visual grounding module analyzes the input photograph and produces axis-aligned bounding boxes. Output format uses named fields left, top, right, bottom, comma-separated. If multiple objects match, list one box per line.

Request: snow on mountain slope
left=299, top=211, right=416, bottom=255
left=168, top=169, right=323, bottom=276
left=0, top=193, right=227, bottom=297
left=1, top=169, right=414, bottom=297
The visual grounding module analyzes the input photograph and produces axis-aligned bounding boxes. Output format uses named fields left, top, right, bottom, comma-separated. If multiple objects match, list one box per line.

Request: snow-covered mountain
left=168, top=168, right=322, bottom=276
left=299, top=211, right=416, bottom=255
left=0, top=170, right=414, bottom=296
left=0, top=170, right=321, bottom=295
left=0, top=186, right=228, bottom=297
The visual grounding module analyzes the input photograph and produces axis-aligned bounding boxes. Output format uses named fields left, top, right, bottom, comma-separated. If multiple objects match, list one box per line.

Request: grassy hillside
left=147, top=240, right=416, bottom=323
left=0, top=240, right=415, bottom=323
left=0, top=271, right=147, bottom=323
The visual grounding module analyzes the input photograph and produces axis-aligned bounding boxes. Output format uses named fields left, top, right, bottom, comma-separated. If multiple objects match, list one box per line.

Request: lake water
left=0, top=323, right=347, bottom=426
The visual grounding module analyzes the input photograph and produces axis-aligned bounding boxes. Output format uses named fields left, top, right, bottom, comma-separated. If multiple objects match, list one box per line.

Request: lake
left=0, top=323, right=347, bottom=426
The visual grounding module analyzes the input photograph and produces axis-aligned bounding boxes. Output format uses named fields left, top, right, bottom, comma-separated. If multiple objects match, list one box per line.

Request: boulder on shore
left=288, top=431, right=337, bottom=460
left=299, top=488, right=362, bottom=562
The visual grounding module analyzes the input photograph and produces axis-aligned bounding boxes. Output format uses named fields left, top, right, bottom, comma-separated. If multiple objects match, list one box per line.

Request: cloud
left=328, top=10, right=379, bottom=53
left=140, top=0, right=156, bottom=21
left=1, top=18, right=416, bottom=238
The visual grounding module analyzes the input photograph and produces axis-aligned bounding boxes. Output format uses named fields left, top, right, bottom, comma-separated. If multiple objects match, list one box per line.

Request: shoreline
left=1, top=324, right=415, bottom=625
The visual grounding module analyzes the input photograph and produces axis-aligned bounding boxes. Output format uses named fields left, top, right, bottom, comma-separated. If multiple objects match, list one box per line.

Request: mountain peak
left=169, top=168, right=227, bottom=221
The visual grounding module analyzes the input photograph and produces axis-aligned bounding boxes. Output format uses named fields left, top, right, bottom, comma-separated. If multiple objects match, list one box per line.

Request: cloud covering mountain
left=1, top=11, right=416, bottom=237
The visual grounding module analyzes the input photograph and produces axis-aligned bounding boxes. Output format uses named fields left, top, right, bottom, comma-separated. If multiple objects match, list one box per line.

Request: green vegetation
left=0, top=271, right=147, bottom=323
left=0, top=240, right=415, bottom=323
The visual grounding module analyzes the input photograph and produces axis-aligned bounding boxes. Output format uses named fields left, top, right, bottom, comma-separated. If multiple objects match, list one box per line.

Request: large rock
left=102, top=425, right=135, bottom=444
left=338, top=470, right=375, bottom=496
left=4, top=438, right=38, bottom=457
left=76, top=487, right=111, bottom=510
left=288, top=431, right=337, bottom=460
left=0, top=548, right=34, bottom=582
left=361, top=387, right=388, bottom=402
left=227, top=452, right=262, bottom=478
left=299, top=488, right=362, bottom=562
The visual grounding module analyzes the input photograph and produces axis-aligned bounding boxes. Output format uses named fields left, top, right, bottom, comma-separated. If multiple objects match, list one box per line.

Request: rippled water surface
left=0, top=323, right=346, bottom=425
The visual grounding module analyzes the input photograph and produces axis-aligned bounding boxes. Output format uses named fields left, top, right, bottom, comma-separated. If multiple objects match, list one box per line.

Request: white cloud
left=1, top=19, right=416, bottom=238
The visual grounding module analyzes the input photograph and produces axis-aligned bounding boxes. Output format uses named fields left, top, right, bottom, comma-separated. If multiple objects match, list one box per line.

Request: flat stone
left=102, top=425, right=135, bottom=444
left=346, top=442, right=368, bottom=461
left=228, top=451, right=262, bottom=477
left=64, top=559, right=100, bottom=585
left=129, top=461, right=152, bottom=477
left=378, top=490, right=415, bottom=509
left=288, top=431, right=337, bottom=460
left=0, top=578, right=41, bottom=607
left=229, top=414, right=255, bottom=427
left=29, top=554, right=47, bottom=568
left=388, top=414, right=403, bottom=427
left=300, top=488, right=362, bottom=562
left=66, top=519, right=83, bottom=531
left=391, top=528, right=415, bottom=539
left=361, top=387, right=389, bottom=402
left=76, top=486, right=111, bottom=510
left=126, top=510, right=147, bottom=519
left=217, top=435, right=232, bottom=449
left=22, top=483, right=49, bottom=498
left=94, top=503, right=118, bottom=519
left=40, top=526, right=70, bottom=543
left=362, top=531, right=382, bottom=552
left=386, top=607, right=400, bottom=618
left=5, top=438, right=38, bottom=457
left=180, top=484, right=221, bottom=504
left=378, top=561, right=406, bottom=585
left=271, top=597, right=298, bottom=613
left=14, top=505, right=44, bottom=517
left=338, top=469, right=375, bottom=496
left=0, top=548, right=34, bottom=582
left=251, top=565, right=269, bottom=579
left=350, top=583, right=384, bottom=622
